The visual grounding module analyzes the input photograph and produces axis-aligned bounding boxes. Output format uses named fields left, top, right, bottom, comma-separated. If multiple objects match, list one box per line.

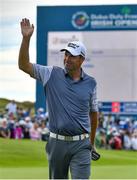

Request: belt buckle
left=81, top=133, right=88, bottom=140
left=83, top=133, right=86, bottom=139
left=65, top=136, right=73, bottom=141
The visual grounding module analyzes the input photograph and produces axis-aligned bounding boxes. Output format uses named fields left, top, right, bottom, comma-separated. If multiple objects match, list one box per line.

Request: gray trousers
left=46, top=137, right=91, bottom=179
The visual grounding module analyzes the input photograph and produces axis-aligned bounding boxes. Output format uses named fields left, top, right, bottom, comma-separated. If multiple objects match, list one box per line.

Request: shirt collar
left=63, top=68, right=84, bottom=80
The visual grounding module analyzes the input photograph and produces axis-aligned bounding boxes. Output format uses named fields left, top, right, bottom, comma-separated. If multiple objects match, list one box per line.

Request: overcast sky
left=0, top=0, right=137, bottom=102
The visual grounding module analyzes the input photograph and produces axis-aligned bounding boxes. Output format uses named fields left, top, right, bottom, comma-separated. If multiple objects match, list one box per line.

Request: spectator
left=109, top=132, right=122, bottom=150
left=25, top=116, right=33, bottom=129
left=123, top=131, right=132, bottom=150
left=98, top=112, right=104, bottom=128
left=131, top=130, right=137, bottom=151
left=16, top=107, right=24, bottom=120
left=14, top=122, right=23, bottom=139
left=95, top=128, right=106, bottom=148
left=5, top=100, right=17, bottom=115
left=8, top=113, right=16, bottom=139
left=19, top=119, right=30, bottom=139
left=40, top=121, right=50, bottom=141
left=23, top=107, right=32, bottom=117
left=35, top=107, right=46, bottom=123
left=22, top=117, right=33, bottom=139
left=0, top=119, right=10, bottom=138
left=29, top=122, right=41, bottom=140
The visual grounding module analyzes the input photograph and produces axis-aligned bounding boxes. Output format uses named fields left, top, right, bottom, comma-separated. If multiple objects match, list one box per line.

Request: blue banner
left=36, top=5, right=137, bottom=110
left=37, top=5, right=137, bottom=32
left=99, top=102, right=137, bottom=117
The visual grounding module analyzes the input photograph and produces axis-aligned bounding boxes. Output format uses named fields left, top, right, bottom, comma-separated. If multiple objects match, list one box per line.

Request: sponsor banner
left=36, top=5, right=137, bottom=110
left=37, top=5, right=137, bottom=31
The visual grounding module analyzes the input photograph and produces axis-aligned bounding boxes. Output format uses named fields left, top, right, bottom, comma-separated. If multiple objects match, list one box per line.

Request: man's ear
left=80, top=56, right=85, bottom=62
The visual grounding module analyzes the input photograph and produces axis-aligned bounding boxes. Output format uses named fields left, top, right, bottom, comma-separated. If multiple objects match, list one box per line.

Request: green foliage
left=0, top=98, right=35, bottom=114
left=0, top=98, right=9, bottom=110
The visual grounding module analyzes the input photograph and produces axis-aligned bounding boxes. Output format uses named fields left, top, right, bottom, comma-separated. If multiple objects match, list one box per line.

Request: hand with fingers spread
left=20, top=18, right=34, bottom=38
left=18, top=18, right=34, bottom=75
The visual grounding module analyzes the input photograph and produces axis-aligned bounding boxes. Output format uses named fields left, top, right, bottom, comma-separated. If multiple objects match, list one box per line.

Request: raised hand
left=20, top=18, right=34, bottom=38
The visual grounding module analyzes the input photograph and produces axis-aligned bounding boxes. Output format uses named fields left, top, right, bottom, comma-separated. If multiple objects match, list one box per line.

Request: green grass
left=0, top=138, right=137, bottom=179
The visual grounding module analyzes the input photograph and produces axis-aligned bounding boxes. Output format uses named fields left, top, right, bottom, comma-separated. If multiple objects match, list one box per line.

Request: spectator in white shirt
left=5, top=100, right=17, bottom=115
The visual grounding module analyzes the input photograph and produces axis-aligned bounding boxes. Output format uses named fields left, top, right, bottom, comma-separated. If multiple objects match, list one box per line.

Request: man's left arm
left=89, top=83, right=98, bottom=145
left=89, top=111, right=101, bottom=161
left=89, top=111, right=98, bottom=146
left=89, top=83, right=101, bottom=161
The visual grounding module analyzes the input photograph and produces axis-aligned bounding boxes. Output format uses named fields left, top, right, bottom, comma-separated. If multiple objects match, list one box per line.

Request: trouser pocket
left=45, top=140, right=49, bottom=153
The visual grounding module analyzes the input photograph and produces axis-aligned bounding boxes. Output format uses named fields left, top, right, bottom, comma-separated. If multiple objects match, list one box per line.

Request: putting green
left=0, top=138, right=136, bottom=179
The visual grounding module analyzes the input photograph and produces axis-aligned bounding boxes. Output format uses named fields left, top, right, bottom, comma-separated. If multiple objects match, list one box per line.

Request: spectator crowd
left=0, top=100, right=49, bottom=141
left=0, top=100, right=137, bottom=151
left=96, top=112, right=137, bottom=150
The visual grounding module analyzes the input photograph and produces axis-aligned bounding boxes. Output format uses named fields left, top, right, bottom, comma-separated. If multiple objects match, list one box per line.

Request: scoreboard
left=99, top=102, right=137, bottom=118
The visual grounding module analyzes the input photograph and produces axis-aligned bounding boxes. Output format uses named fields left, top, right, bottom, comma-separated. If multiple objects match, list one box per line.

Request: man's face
left=64, top=51, right=84, bottom=72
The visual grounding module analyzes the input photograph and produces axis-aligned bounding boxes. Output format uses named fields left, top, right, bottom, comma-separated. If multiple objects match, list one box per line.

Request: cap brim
left=60, top=47, right=80, bottom=56
left=60, top=48, right=67, bottom=52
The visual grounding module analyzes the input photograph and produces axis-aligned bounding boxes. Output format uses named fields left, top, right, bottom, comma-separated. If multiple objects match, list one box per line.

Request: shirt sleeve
left=30, top=64, right=53, bottom=86
left=89, top=84, right=98, bottom=112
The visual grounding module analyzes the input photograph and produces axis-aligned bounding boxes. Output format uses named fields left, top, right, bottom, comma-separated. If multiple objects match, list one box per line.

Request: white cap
left=60, top=41, right=86, bottom=58
left=37, top=107, right=44, bottom=112
left=25, top=117, right=31, bottom=121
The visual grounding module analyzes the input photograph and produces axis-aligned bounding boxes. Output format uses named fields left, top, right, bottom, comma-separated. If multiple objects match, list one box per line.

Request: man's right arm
left=18, top=18, right=53, bottom=85
left=18, top=18, right=34, bottom=76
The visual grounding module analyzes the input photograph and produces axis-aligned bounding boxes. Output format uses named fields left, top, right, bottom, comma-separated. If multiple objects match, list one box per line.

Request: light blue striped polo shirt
left=31, top=64, right=98, bottom=136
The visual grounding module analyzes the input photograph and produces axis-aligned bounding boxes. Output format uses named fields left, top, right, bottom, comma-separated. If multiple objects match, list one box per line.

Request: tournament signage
left=37, top=5, right=137, bottom=111
left=99, top=102, right=137, bottom=116
left=72, top=6, right=137, bottom=30
left=122, top=102, right=137, bottom=113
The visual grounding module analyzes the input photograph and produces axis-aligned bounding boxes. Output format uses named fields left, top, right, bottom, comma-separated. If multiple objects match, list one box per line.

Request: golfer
left=18, top=18, right=99, bottom=179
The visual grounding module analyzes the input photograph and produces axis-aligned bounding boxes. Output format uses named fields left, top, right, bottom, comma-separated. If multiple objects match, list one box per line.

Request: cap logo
left=68, top=43, right=79, bottom=49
